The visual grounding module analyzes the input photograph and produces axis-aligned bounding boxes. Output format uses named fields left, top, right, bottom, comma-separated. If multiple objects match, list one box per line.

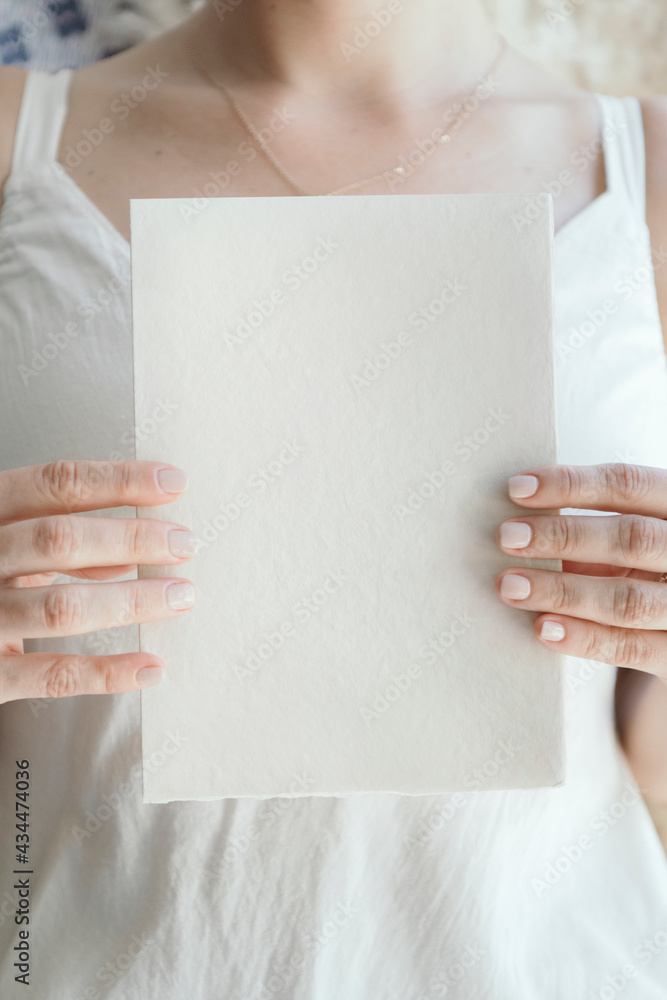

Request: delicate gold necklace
left=183, top=27, right=507, bottom=197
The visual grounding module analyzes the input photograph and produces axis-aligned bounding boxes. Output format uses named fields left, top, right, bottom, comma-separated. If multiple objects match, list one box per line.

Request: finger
left=0, top=651, right=165, bottom=703
left=497, top=513, right=667, bottom=574
left=496, top=568, right=667, bottom=630
left=0, top=578, right=197, bottom=639
left=532, top=613, right=667, bottom=680
left=506, top=463, right=667, bottom=518
left=8, top=567, right=138, bottom=587
left=0, top=515, right=198, bottom=579
left=0, top=460, right=188, bottom=525
left=66, top=565, right=138, bottom=581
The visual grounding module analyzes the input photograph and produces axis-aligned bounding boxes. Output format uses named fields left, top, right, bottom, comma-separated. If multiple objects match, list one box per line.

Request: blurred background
left=0, top=0, right=665, bottom=95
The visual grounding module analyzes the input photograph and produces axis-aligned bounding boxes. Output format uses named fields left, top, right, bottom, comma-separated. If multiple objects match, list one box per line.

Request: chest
left=59, top=85, right=607, bottom=244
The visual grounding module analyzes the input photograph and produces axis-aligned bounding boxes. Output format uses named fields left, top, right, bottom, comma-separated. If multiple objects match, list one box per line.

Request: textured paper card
left=131, top=194, right=564, bottom=803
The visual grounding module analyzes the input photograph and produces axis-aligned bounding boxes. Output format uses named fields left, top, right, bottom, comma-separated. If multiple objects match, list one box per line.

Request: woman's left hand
left=496, top=463, right=667, bottom=678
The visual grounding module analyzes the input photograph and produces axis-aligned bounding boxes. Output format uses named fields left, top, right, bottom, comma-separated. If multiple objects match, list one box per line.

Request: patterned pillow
left=0, top=0, right=197, bottom=70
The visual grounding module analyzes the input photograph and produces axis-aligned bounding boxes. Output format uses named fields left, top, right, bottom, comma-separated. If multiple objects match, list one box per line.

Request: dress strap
left=594, top=93, right=646, bottom=223
left=10, top=69, right=74, bottom=175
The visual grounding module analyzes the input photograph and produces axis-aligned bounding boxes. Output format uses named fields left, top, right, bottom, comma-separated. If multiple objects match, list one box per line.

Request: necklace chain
left=184, top=27, right=507, bottom=197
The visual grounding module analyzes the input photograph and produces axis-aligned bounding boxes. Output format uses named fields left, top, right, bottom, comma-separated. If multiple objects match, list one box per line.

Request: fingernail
left=508, top=475, right=538, bottom=499
left=157, top=468, right=188, bottom=494
left=500, top=574, right=531, bottom=600
left=540, top=620, right=566, bottom=642
left=168, top=530, right=198, bottom=557
left=500, top=521, right=532, bottom=548
left=136, top=665, right=164, bottom=687
left=167, top=582, right=196, bottom=610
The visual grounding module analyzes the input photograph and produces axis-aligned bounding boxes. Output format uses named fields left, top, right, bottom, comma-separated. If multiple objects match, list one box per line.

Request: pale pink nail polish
left=157, top=468, right=188, bottom=494
left=167, top=582, right=196, bottom=610
left=136, top=666, right=164, bottom=687
left=500, top=574, right=531, bottom=600
left=508, top=475, right=538, bottom=499
left=500, top=522, right=532, bottom=548
left=540, top=621, right=566, bottom=642
left=168, top=530, right=198, bottom=557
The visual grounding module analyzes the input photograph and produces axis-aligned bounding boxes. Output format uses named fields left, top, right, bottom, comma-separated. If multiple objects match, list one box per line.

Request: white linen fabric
left=1, top=70, right=667, bottom=1000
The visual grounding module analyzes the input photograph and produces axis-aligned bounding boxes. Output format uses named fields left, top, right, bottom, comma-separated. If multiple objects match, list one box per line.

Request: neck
left=193, top=0, right=499, bottom=106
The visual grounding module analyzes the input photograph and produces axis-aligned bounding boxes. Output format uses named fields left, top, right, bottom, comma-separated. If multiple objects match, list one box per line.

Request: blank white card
left=131, top=194, right=563, bottom=803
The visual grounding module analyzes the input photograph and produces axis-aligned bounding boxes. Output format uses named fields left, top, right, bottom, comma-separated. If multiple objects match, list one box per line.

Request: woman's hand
left=496, top=463, right=667, bottom=678
left=0, top=460, right=197, bottom=704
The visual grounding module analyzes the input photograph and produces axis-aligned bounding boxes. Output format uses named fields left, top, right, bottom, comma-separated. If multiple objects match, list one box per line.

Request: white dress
left=1, top=71, right=667, bottom=1000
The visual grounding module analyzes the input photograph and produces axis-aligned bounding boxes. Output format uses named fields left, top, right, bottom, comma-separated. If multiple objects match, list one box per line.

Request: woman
left=1, top=1, right=667, bottom=995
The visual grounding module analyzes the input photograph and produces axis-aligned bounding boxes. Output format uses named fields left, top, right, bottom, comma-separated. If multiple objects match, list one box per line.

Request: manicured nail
left=500, top=574, right=531, bottom=600
left=167, top=582, right=196, bottom=610
left=540, top=620, right=566, bottom=642
left=157, top=468, right=188, bottom=494
left=500, top=521, right=532, bottom=548
left=135, top=665, right=164, bottom=687
left=508, top=475, right=538, bottom=499
left=168, top=530, right=198, bottom=557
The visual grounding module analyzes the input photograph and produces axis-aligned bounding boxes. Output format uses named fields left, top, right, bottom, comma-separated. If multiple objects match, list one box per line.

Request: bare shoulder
left=61, top=26, right=195, bottom=156
left=639, top=96, right=667, bottom=349
left=0, top=66, right=28, bottom=199
left=640, top=95, right=667, bottom=181
left=640, top=95, right=667, bottom=226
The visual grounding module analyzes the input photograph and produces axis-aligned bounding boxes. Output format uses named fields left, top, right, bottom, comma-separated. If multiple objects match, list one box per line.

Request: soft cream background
left=4, top=0, right=665, bottom=95
left=483, top=0, right=667, bottom=96
left=174, top=0, right=667, bottom=96
left=193, top=0, right=667, bottom=96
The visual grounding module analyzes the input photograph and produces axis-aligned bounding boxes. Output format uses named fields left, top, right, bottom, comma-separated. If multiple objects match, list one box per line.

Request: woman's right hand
left=0, top=460, right=197, bottom=704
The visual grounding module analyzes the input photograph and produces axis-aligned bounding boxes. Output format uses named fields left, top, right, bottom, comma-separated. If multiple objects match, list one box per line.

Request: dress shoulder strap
left=594, top=93, right=646, bottom=223
left=10, top=69, right=74, bottom=175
